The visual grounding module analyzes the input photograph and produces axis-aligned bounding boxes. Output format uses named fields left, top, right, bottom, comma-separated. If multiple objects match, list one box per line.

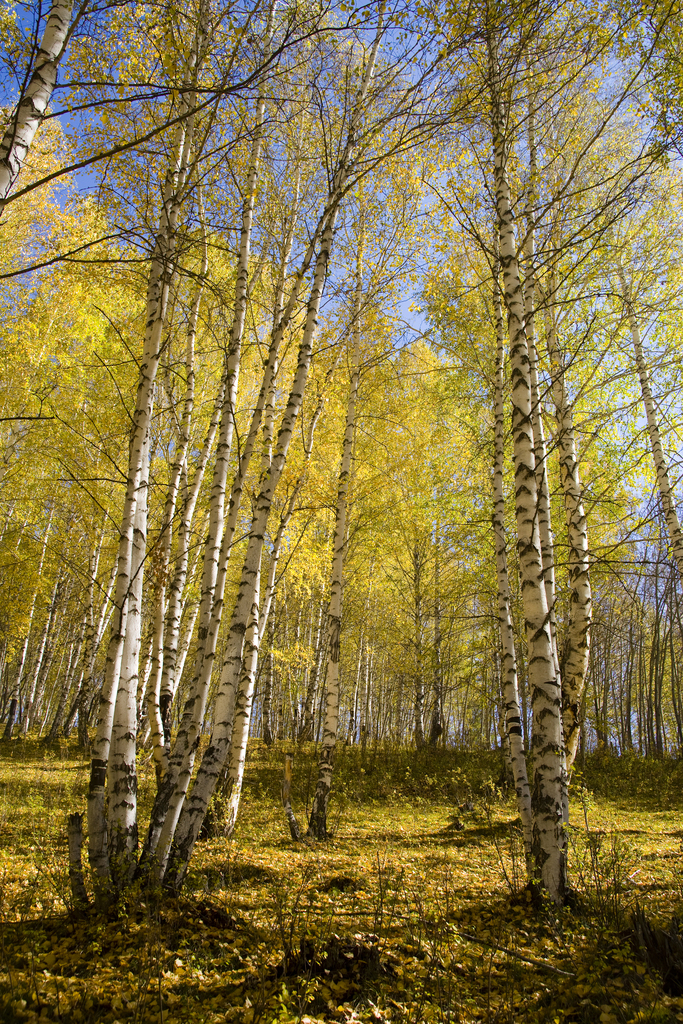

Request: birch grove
left=3, top=0, right=683, bottom=914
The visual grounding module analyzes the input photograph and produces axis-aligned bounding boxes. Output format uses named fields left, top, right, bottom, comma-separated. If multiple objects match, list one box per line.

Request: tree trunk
left=165, top=202, right=341, bottom=883
left=147, top=237, right=207, bottom=781
left=492, top=236, right=533, bottom=864
left=544, top=282, right=592, bottom=768
left=616, top=259, right=683, bottom=579
left=489, top=37, right=566, bottom=902
left=4, top=512, right=52, bottom=739
left=308, top=230, right=362, bottom=840
left=0, top=0, right=74, bottom=212
left=86, top=37, right=200, bottom=892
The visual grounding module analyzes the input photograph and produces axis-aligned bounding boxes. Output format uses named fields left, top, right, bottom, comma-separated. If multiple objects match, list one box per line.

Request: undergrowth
left=0, top=739, right=681, bottom=1023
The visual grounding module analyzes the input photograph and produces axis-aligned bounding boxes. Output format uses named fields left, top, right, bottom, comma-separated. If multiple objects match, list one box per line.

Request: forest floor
left=0, top=740, right=682, bottom=1024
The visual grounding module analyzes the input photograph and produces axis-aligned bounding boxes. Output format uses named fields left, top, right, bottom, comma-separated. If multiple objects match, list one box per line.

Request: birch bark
left=107, top=431, right=149, bottom=886
left=140, top=68, right=275, bottom=867
left=165, top=204, right=341, bottom=883
left=544, top=284, right=592, bottom=768
left=489, top=38, right=566, bottom=902
left=308, top=239, right=362, bottom=840
left=77, top=563, right=115, bottom=749
left=86, top=49, right=200, bottom=887
left=219, top=355, right=335, bottom=838
left=492, top=241, right=533, bottom=864
left=21, top=573, right=61, bottom=734
left=147, top=241, right=207, bottom=780
left=616, top=261, right=683, bottom=579
left=4, top=511, right=52, bottom=739
left=0, top=0, right=74, bottom=212
left=524, top=89, right=559, bottom=673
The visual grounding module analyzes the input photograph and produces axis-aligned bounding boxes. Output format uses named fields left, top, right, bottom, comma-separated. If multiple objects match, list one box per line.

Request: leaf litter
left=1, top=741, right=682, bottom=1023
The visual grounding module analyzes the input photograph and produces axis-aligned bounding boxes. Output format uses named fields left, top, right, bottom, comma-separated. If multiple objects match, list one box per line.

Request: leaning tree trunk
left=0, top=0, right=73, bottom=212
left=492, top=238, right=533, bottom=865
left=219, top=366, right=334, bottom=838
left=147, top=146, right=344, bottom=878
left=616, top=259, right=683, bottom=579
left=489, top=37, right=566, bottom=903
left=165, top=203, right=341, bottom=885
left=75, top=563, right=115, bottom=748
left=21, top=573, right=61, bottom=735
left=140, top=61, right=280, bottom=873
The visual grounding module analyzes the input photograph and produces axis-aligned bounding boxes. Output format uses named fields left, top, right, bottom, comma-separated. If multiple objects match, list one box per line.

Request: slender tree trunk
left=308, top=234, right=362, bottom=840
left=147, top=238, right=207, bottom=780
left=616, top=259, right=683, bottom=579
left=0, top=0, right=74, bottom=212
left=492, top=239, right=533, bottom=864
left=107, top=432, right=149, bottom=887
left=523, top=64, right=559, bottom=674
left=166, top=204, right=342, bottom=882
left=86, top=49, right=199, bottom=890
left=140, top=64, right=282, bottom=871
left=544, top=283, right=592, bottom=767
left=4, top=512, right=52, bottom=739
left=21, top=573, right=61, bottom=735
left=46, top=617, right=85, bottom=742
left=489, top=37, right=566, bottom=902
left=413, top=543, right=426, bottom=750
left=300, top=596, right=324, bottom=742
left=76, top=563, right=115, bottom=748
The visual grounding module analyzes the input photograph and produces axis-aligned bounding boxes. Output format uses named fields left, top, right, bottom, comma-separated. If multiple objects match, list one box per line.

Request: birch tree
left=488, top=24, right=566, bottom=902
left=492, top=241, right=533, bottom=863
left=0, top=0, right=75, bottom=213
left=307, top=230, right=363, bottom=841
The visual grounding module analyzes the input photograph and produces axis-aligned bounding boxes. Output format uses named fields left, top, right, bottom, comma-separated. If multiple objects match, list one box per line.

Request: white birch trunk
left=148, top=316, right=282, bottom=872
left=87, top=68, right=198, bottom=888
left=145, top=84, right=272, bottom=856
left=489, top=40, right=566, bottom=902
left=492, top=242, right=533, bottom=864
left=165, top=208, right=340, bottom=883
left=107, top=428, right=150, bottom=885
left=524, top=94, right=559, bottom=674
left=308, top=234, right=362, bottom=839
left=147, top=243, right=207, bottom=779
left=544, top=288, right=592, bottom=768
left=221, top=371, right=332, bottom=838
left=0, top=0, right=73, bottom=211
left=4, top=511, right=52, bottom=739
left=144, top=171, right=324, bottom=874
left=159, top=19, right=383, bottom=885
left=616, top=261, right=683, bottom=579
left=160, top=380, right=224, bottom=733
left=77, top=562, right=115, bottom=749
left=21, top=573, right=61, bottom=734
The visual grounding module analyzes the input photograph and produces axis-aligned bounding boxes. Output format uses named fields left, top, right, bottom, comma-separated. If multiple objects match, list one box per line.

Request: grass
left=0, top=738, right=682, bottom=1023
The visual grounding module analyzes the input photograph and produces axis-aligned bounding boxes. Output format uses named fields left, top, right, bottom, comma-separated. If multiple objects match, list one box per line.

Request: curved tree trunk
left=165, top=201, right=341, bottom=885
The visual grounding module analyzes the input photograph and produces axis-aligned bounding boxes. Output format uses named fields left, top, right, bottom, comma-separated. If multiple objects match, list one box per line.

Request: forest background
left=2, top=0, right=683, bottom=1020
